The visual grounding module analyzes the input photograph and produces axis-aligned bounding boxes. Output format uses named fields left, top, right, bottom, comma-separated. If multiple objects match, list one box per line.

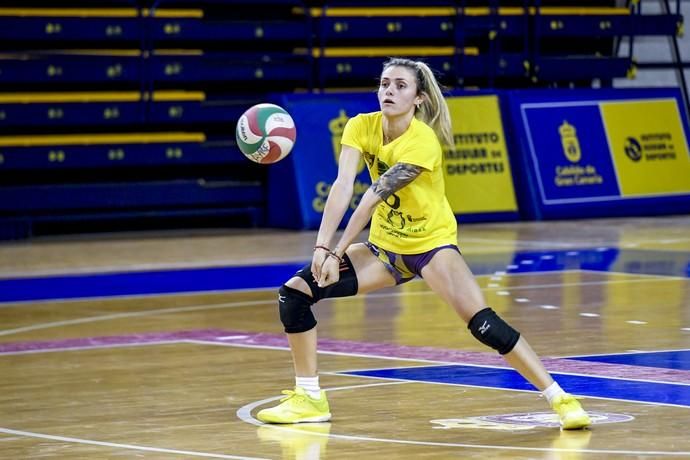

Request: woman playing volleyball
left=257, top=57, right=590, bottom=430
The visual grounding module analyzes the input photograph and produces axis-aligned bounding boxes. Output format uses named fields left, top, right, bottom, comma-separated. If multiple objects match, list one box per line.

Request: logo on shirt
left=387, top=210, right=405, bottom=229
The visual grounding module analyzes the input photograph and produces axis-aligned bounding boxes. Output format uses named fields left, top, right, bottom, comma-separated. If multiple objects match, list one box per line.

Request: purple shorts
left=365, top=241, right=460, bottom=285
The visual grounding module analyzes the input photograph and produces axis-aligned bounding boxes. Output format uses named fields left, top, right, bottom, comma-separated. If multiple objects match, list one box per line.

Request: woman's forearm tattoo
left=371, top=162, right=423, bottom=201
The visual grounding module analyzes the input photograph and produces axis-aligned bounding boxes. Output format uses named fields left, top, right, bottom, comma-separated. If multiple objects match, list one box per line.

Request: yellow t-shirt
left=341, top=111, right=457, bottom=254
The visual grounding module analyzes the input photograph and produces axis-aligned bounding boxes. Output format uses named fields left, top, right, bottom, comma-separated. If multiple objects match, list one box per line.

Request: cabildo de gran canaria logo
left=311, top=109, right=369, bottom=213
left=554, top=120, right=604, bottom=188
left=559, top=120, right=581, bottom=163
left=329, top=110, right=349, bottom=167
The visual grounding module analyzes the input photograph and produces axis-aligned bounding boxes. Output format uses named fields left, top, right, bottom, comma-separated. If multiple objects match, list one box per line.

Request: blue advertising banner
left=522, top=103, right=621, bottom=203
left=505, top=88, right=690, bottom=219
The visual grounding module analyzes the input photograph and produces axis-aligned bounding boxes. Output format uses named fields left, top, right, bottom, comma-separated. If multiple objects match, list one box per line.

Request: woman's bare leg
left=420, top=248, right=554, bottom=390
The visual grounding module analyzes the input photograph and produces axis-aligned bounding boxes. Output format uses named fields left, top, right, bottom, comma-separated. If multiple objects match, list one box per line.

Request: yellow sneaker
left=257, top=387, right=331, bottom=424
left=551, top=394, right=591, bottom=430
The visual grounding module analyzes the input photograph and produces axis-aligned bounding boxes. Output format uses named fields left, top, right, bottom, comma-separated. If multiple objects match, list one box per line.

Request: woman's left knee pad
left=468, top=307, right=520, bottom=355
left=278, top=285, right=317, bottom=334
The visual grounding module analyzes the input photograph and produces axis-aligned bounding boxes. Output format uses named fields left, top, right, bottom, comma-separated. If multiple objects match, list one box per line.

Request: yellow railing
left=307, top=7, right=630, bottom=17
left=0, top=132, right=206, bottom=147
left=0, top=8, right=203, bottom=18
left=0, top=91, right=205, bottom=104
left=298, top=46, right=478, bottom=58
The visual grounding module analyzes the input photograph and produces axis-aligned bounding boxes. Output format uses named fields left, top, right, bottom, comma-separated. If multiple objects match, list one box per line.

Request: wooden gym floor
left=0, top=215, right=689, bottom=459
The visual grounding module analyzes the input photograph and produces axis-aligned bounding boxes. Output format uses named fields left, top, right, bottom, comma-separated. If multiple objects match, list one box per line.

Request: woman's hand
left=317, top=253, right=341, bottom=288
left=311, top=247, right=329, bottom=282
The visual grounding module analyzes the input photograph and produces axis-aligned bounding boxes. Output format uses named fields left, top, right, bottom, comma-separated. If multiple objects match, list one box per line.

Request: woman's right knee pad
left=278, top=285, right=317, bottom=333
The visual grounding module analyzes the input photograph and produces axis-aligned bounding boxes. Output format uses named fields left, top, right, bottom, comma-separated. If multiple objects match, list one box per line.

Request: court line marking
left=4, top=337, right=689, bottom=390
left=0, top=340, right=180, bottom=356
left=185, top=339, right=477, bottom=365
left=463, top=237, right=690, bottom=248
left=328, top=369, right=690, bottom=409
left=0, top=299, right=270, bottom=336
left=0, top=274, right=685, bottom=336
left=0, top=256, right=308, bottom=279
left=236, top=382, right=690, bottom=456
left=323, top=362, right=690, bottom=388
left=565, top=348, right=690, bottom=358
left=0, top=427, right=269, bottom=460
left=0, top=286, right=282, bottom=307
left=459, top=238, right=582, bottom=248
left=326, top=366, right=690, bottom=391
left=190, top=340, right=690, bottom=389
left=579, top=269, right=687, bottom=280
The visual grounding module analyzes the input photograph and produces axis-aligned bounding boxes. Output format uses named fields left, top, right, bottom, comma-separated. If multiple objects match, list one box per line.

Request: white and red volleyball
left=235, top=103, right=296, bottom=164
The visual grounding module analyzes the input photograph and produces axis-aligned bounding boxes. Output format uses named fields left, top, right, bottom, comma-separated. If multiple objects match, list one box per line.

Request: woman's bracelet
left=313, top=245, right=343, bottom=263
left=327, top=251, right=343, bottom=263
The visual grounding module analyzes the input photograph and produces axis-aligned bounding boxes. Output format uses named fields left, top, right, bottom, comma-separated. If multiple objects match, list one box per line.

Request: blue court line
left=1, top=247, right=688, bottom=303
left=504, top=248, right=690, bottom=277
left=571, top=350, right=690, bottom=371
left=0, top=263, right=303, bottom=303
left=341, top=365, right=690, bottom=408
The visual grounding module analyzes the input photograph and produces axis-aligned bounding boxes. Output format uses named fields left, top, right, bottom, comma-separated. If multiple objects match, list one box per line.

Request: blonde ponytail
left=383, top=58, right=454, bottom=151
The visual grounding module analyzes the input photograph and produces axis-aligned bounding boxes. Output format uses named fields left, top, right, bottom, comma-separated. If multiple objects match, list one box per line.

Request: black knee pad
left=294, top=253, right=358, bottom=302
left=278, top=285, right=317, bottom=334
left=468, top=307, right=520, bottom=355
left=278, top=254, right=359, bottom=334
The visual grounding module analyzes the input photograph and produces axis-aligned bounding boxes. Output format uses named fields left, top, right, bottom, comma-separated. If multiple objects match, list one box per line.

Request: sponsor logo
left=478, top=321, right=490, bottom=335
left=624, top=137, right=643, bottom=162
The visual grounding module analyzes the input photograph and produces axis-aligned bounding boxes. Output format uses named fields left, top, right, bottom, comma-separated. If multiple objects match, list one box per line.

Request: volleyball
left=235, top=103, right=296, bottom=164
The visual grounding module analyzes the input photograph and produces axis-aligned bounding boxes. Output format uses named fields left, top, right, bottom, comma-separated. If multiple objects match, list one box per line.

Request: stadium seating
left=0, top=1, right=685, bottom=238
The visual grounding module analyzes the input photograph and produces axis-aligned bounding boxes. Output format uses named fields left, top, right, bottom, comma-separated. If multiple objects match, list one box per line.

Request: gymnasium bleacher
left=0, top=0, right=684, bottom=239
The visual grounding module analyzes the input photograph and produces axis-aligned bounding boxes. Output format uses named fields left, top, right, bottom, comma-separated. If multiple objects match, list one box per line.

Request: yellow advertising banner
left=445, top=95, right=518, bottom=214
left=601, top=99, right=690, bottom=196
